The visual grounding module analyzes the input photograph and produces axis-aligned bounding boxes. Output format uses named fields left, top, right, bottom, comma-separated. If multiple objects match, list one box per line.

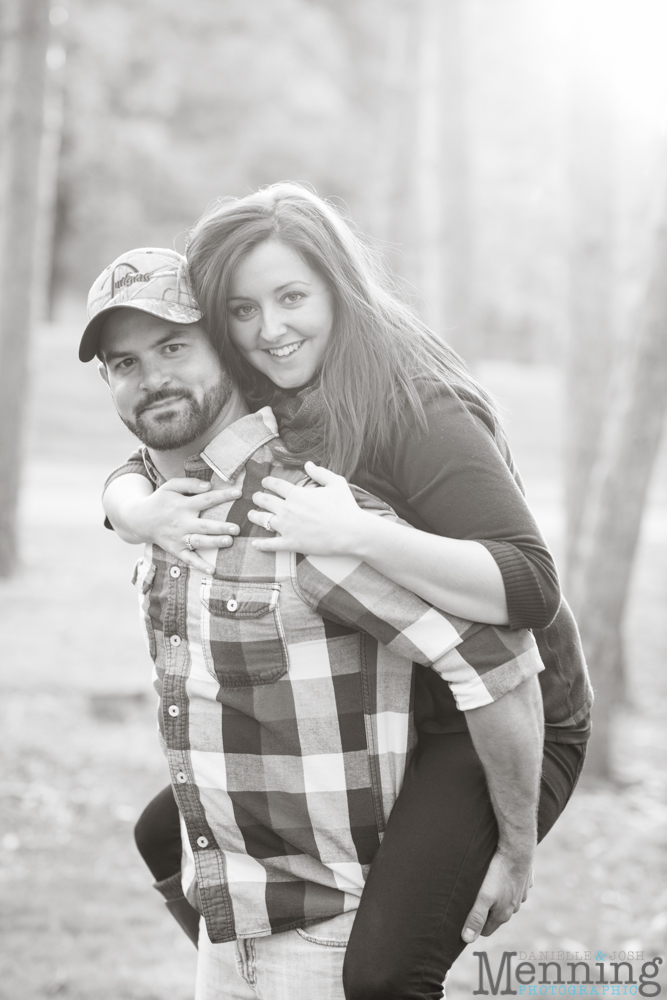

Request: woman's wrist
left=340, top=507, right=389, bottom=561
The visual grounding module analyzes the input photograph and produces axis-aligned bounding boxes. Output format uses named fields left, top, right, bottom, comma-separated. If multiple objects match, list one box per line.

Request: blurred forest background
left=0, top=0, right=666, bottom=997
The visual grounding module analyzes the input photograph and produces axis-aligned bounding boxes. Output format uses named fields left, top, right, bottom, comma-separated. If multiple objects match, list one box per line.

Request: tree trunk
left=564, top=30, right=615, bottom=585
left=0, top=0, right=50, bottom=575
left=569, top=177, right=667, bottom=780
left=411, top=0, right=472, bottom=354
left=34, top=24, right=67, bottom=322
left=366, top=0, right=418, bottom=251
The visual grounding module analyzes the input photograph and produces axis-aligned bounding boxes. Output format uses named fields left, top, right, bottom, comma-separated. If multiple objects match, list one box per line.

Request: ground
left=0, top=318, right=665, bottom=999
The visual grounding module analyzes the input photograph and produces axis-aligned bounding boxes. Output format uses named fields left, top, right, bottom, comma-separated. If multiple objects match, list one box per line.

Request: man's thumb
left=461, top=904, right=487, bottom=944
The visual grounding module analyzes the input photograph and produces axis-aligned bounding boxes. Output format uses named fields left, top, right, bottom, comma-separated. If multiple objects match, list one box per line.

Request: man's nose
left=139, top=359, right=171, bottom=391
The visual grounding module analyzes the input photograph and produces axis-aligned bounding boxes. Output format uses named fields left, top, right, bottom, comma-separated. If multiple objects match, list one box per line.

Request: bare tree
left=0, top=0, right=50, bottom=575
left=569, top=174, right=667, bottom=779
left=564, top=43, right=616, bottom=584
left=409, top=0, right=473, bottom=354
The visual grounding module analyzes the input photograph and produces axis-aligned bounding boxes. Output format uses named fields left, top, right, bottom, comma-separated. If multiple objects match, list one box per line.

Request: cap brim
left=79, top=300, right=203, bottom=362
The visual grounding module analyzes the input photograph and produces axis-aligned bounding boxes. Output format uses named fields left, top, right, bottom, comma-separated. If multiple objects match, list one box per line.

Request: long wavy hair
left=187, top=182, right=504, bottom=478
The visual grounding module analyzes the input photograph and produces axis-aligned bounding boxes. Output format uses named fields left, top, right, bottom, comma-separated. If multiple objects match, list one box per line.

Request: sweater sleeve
left=386, top=382, right=561, bottom=630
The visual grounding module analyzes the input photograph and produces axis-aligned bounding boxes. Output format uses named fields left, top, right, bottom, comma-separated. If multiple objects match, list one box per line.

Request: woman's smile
left=227, top=240, right=334, bottom=389
left=267, top=340, right=304, bottom=359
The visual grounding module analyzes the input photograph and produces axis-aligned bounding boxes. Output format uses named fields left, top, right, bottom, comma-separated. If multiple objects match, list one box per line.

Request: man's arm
left=296, top=549, right=544, bottom=711
left=298, top=546, right=545, bottom=939
left=461, top=673, right=544, bottom=942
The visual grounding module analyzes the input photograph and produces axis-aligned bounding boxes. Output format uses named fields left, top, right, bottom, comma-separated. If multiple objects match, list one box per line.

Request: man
left=81, top=248, right=546, bottom=1000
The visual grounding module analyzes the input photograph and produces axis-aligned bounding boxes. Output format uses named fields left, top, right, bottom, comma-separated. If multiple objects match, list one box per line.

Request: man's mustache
left=135, top=389, right=194, bottom=419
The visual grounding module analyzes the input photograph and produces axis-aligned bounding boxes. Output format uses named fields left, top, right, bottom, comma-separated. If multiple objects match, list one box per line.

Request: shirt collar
left=201, top=407, right=279, bottom=482
left=139, top=407, right=279, bottom=486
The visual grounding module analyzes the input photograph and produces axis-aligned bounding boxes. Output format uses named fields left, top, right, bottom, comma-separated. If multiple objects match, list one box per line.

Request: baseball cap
left=79, top=247, right=203, bottom=362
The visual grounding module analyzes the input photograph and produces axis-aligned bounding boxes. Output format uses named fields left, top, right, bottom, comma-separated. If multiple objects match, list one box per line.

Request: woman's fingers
left=191, top=488, right=242, bottom=511
left=247, top=509, right=276, bottom=530
left=260, top=477, right=296, bottom=499
left=251, top=536, right=292, bottom=552
left=184, top=534, right=234, bottom=550
left=176, top=549, right=218, bottom=572
left=161, top=477, right=212, bottom=496
left=194, top=519, right=240, bottom=536
left=251, top=491, right=285, bottom=515
left=303, top=461, right=345, bottom=487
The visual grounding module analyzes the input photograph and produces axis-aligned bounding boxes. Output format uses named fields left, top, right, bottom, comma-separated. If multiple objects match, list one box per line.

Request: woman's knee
left=344, top=947, right=442, bottom=1000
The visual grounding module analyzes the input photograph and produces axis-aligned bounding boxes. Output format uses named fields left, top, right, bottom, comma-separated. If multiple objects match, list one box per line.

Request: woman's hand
left=248, top=461, right=367, bottom=555
left=104, top=475, right=242, bottom=572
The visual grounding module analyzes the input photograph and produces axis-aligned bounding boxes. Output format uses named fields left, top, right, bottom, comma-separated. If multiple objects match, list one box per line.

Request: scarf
left=271, top=377, right=326, bottom=460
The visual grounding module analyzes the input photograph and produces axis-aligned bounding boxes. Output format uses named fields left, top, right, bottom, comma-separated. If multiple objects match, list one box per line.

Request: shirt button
left=197, top=836, right=209, bottom=849
left=226, top=599, right=238, bottom=613
left=168, top=705, right=179, bottom=717
left=170, top=566, right=181, bottom=579
left=170, top=634, right=181, bottom=647
left=176, top=771, right=187, bottom=783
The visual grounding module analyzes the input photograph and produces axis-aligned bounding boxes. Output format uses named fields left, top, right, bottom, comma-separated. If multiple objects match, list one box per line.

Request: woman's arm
left=251, top=384, right=561, bottom=630
left=251, top=468, right=510, bottom=624
left=103, top=473, right=243, bottom=572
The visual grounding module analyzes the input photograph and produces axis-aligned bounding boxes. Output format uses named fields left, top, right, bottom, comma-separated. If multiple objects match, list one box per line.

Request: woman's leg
left=343, top=731, right=586, bottom=1000
left=134, top=784, right=201, bottom=946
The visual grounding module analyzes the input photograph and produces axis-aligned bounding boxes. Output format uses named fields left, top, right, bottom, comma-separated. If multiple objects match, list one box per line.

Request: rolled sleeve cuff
left=432, top=626, right=545, bottom=712
left=103, top=459, right=152, bottom=495
left=102, top=454, right=153, bottom=531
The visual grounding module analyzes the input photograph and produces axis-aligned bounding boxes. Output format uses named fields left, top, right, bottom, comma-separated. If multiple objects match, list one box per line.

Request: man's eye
left=164, top=343, right=185, bottom=354
left=116, top=358, right=134, bottom=370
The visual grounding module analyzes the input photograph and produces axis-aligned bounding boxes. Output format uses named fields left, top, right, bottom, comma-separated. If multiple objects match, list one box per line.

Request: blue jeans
left=195, top=910, right=356, bottom=999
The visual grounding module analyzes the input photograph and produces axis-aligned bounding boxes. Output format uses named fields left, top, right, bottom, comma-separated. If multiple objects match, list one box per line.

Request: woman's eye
left=233, top=304, right=256, bottom=319
left=283, top=291, right=304, bottom=305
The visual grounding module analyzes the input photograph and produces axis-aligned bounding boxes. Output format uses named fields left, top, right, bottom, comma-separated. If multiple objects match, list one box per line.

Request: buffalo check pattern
left=124, top=409, right=543, bottom=943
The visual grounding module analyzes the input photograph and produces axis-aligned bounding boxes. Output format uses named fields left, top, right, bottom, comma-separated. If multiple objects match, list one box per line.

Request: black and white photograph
left=0, top=1, right=665, bottom=997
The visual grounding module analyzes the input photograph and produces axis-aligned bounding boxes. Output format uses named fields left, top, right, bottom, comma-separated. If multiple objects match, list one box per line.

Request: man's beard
left=119, top=375, right=233, bottom=450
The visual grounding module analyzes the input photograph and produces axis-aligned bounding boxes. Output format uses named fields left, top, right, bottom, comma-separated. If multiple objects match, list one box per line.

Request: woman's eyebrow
left=227, top=280, right=311, bottom=301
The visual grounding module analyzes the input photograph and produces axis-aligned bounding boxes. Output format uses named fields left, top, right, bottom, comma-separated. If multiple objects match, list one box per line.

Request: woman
left=105, top=183, right=591, bottom=998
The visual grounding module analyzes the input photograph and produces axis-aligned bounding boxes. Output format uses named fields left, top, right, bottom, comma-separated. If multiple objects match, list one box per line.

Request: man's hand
left=104, top=475, right=242, bottom=572
left=461, top=848, right=534, bottom=943
left=462, top=674, right=543, bottom=944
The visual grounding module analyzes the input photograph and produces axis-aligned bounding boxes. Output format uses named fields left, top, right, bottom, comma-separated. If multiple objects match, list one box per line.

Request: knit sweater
left=353, top=381, right=592, bottom=743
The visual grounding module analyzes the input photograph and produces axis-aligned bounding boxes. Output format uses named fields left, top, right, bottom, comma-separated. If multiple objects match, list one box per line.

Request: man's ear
left=98, top=361, right=110, bottom=387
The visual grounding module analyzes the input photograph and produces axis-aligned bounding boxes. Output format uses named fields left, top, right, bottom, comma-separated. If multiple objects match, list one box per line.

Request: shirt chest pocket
left=200, top=580, right=289, bottom=686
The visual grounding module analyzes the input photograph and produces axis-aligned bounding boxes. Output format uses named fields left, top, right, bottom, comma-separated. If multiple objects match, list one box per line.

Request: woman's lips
left=267, top=341, right=304, bottom=359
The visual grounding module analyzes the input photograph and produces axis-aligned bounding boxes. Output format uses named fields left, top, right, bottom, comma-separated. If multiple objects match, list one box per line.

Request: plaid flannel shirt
left=127, top=408, right=543, bottom=943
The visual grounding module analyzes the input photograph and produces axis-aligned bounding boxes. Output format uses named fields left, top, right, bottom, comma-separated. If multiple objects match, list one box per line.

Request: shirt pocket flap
left=202, top=583, right=279, bottom=620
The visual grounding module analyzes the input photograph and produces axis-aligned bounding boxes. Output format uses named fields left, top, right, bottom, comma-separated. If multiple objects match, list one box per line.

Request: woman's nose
left=260, top=306, right=288, bottom=343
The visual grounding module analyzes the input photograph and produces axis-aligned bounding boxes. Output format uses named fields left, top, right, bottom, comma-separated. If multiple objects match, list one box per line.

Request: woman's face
left=226, top=240, right=335, bottom=390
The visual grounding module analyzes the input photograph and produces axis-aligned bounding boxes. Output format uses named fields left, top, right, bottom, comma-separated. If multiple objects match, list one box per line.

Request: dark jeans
left=134, top=732, right=586, bottom=998
left=342, top=730, right=587, bottom=1000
